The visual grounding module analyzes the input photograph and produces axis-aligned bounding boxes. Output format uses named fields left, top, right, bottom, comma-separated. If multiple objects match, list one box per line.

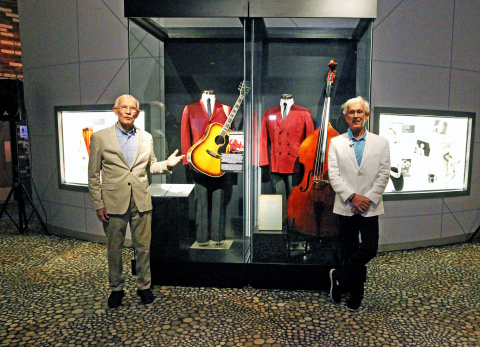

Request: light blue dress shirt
left=115, top=123, right=137, bottom=167
left=348, top=128, right=367, bottom=167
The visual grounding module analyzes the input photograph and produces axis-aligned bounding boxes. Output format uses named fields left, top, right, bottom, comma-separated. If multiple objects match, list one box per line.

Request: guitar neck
left=220, top=94, right=245, bottom=137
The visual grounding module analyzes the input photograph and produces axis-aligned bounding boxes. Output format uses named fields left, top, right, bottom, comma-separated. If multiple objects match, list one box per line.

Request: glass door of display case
left=127, top=11, right=373, bottom=288
left=248, top=17, right=373, bottom=288
left=128, top=17, right=251, bottom=286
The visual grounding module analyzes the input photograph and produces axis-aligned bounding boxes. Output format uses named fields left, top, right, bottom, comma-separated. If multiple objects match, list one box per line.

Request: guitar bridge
left=207, top=150, right=221, bottom=159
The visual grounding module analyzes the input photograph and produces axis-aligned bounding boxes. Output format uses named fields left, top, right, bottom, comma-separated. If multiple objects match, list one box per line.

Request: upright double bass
left=286, top=59, right=340, bottom=237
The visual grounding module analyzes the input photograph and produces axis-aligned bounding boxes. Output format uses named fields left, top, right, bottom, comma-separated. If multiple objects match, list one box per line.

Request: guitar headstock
left=327, top=59, right=337, bottom=84
left=238, top=81, right=251, bottom=96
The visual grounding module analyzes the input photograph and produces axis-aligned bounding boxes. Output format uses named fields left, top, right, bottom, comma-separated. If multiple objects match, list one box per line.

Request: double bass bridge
left=313, top=178, right=330, bottom=191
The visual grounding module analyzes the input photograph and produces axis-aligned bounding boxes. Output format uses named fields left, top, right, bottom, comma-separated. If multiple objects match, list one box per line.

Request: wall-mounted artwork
left=374, top=107, right=475, bottom=200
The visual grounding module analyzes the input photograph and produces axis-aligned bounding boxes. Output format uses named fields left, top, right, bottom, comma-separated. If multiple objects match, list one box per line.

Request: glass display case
left=126, top=0, right=375, bottom=289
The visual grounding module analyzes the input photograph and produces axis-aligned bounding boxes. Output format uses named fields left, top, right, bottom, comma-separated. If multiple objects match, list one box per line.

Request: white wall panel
left=379, top=214, right=442, bottom=245
left=441, top=211, right=467, bottom=238
left=29, top=135, right=86, bottom=209
left=448, top=69, right=480, bottom=139
left=383, top=198, right=443, bottom=218
left=452, top=0, right=480, bottom=73
left=451, top=209, right=480, bottom=235
left=44, top=201, right=87, bottom=233
left=79, top=60, right=129, bottom=105
left=371, top=61, right=450, bottom=110
left=22, top=65, right=80, bottom=137
left=18, top=0, right=79, bottom=69
left=29, top=135, right=58, bottom=202
left=375, top=0, right=402, bottom=24
left=77, top=0, right=128, bottom=62
left=373, top=0, right=454, bottom=67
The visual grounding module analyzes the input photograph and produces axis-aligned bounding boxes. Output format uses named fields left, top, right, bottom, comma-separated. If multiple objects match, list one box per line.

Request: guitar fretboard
left=219, top=92, right=245, bottom=137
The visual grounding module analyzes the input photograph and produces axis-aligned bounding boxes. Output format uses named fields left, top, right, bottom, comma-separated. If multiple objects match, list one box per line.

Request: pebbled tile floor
left=1, top=211, right=479, bottom=346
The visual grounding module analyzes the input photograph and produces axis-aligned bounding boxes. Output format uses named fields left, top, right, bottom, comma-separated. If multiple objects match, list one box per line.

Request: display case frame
left=374, top=106, right=475, bottom=201
left=125, top=0, right=376, bottom=289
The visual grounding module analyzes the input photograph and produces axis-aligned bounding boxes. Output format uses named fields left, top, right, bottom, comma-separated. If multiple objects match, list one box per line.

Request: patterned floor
left=1, top=208, right=479, bottom=346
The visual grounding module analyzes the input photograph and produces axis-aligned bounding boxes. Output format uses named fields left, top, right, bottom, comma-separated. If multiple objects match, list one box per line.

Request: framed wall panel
left=54, top=104, right=147, bottom=192
left=374, top=107, right=475, bottom=200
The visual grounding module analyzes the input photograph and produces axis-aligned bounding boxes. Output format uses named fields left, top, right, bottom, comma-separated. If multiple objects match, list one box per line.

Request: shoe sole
left=107, top=291, right=124, bottom=309
left=107, top=303, right=122, bottom=309
left=137, top=291, right=156, bottom=305
left=347, top=306, right=362, bottom=312
left=329, top=269, right=340, bottom=304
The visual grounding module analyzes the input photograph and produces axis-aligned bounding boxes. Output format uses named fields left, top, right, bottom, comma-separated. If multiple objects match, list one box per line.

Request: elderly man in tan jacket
left=88, top=94, right=184, bottom=309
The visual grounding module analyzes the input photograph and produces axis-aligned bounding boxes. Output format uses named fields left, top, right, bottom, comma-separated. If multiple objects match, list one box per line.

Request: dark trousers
left=335, top=214, right=379, bottom=296
left=193, top=171, right=230, bottom=243
left=270, top=172, right=301, bottom=221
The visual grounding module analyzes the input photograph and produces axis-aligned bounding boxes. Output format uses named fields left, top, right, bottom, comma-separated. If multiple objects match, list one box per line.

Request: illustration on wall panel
left=377, top=110, right=473, bottom=197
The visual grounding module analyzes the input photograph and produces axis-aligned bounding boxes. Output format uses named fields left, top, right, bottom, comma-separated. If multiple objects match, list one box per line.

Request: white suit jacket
left=328, top=130, right=390, bottom=217
left=88, top=124, right=170, bottom=214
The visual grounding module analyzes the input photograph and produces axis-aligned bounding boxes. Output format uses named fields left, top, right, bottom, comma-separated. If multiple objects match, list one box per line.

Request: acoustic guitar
left=187, top=81, right=250, bottom=177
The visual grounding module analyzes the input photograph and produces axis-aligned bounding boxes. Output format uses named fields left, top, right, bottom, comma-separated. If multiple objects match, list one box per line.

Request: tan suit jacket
left=88, top=124, right=170, bottom=214
left=328, top=130, right=390, bottom=217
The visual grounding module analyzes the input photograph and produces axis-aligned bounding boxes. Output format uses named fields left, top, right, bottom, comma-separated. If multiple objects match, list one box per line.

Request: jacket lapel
left=208, top=100, right=228, bottom=124
left=359, top=130, right=373, bottom=170
left=274, top=105, right=285, bottom=130
left=344, top=133, right=358, bottom=169
left=107, top=124, right=129, bottom=168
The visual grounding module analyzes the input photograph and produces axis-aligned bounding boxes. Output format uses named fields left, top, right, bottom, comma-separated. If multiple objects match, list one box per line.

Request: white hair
left=341, top=96, right=370, bottom=115
left=114, top=94, right=140, bottom=109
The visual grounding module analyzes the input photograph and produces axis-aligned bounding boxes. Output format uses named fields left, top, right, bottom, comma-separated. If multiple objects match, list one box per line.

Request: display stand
left=150, top=183, right=194, bottom=258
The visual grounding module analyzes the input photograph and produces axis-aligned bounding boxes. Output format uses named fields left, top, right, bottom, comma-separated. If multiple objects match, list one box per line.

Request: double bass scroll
left=286, top=59, right=340, bottom=238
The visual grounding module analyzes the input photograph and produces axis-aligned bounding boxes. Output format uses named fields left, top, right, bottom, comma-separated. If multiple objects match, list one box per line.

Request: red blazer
left=259, top=104, right=315, bottom=173
left=181, top=99, right=232, bottom=166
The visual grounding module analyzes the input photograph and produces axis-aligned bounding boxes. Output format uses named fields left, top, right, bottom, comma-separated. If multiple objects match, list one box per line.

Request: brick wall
left=0, top=0, right=22, bottom=79
left=0, top=0, right=28, bottom=201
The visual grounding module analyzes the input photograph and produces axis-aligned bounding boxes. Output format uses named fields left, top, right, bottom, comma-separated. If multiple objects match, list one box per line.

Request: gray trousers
left=103, top=193, right=152, bottom=291
left=193, top=171, right=229, bottom=243
left=270, top=172, right=302, bottom=221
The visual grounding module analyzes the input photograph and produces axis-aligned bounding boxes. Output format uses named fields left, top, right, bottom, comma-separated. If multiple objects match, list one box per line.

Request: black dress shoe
left=107, top=290, right=125, bottom=309
left=329, top=269, right=341, bottom=304
left=347, top=294, right=363, bottom=312
left=137, top=288, right=155, bottom=304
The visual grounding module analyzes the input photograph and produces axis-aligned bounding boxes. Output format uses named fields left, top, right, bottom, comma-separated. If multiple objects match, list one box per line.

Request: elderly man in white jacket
left=327, top=96, right=390, bottom=311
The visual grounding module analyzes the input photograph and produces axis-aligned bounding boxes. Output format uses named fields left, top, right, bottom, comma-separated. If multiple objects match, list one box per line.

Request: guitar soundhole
left=215, top=135, right=225, bottom=146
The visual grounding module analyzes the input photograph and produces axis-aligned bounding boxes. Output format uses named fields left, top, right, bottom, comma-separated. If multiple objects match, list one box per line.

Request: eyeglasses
left=116, top=105, right=139, bottom=113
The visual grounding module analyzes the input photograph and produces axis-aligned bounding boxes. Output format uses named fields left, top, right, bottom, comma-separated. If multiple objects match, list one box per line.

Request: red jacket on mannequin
left=180, top=98, right=232, bottom=166
left=259, top=104, right=315, bottom=173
